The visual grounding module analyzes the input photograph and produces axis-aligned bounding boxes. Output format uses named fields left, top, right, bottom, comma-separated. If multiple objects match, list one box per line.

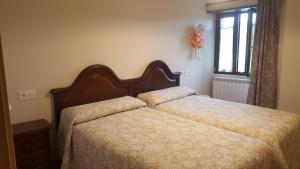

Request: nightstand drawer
left=14, top=132, right=48, bottom=156
left=13, top=119, right=51, bottom=169
left=16, top=151, right=48, bottom=169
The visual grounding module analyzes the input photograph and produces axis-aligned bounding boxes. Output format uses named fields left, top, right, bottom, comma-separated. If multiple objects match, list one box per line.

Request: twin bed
left=51, top=60, right=300, bottom=169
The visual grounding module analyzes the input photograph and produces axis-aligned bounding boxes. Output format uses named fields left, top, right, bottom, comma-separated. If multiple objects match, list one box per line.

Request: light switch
left=18, top=90, right=36, bottom=101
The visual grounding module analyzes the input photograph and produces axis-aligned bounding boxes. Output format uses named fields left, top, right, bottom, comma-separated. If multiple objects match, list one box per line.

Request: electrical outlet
left=182, top=69, right=190, bottom=76
left=185, top=69, right=190, bottom=75
left=18, top=90, right=36, bottom=101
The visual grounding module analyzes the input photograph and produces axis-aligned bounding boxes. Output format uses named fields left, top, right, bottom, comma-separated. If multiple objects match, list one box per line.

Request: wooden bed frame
left=50, top=60, right=181, bottom=128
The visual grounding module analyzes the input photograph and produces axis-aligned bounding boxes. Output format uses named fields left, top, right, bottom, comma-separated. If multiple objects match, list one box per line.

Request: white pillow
left=137, top=87, right=196, bottom=108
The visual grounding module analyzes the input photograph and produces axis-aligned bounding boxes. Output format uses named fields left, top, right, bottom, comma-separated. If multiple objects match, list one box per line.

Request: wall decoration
left=191, top=24, right=205, bottom=58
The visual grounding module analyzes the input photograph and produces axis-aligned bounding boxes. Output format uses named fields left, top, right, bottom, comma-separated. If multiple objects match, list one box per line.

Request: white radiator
left=213, top=76, right=250, bottom=103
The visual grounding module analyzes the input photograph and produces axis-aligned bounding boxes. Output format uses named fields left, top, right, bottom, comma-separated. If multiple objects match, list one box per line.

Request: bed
left=135, top=68, right=300, bottom=169
left=51, top=61, right=285, bottom=169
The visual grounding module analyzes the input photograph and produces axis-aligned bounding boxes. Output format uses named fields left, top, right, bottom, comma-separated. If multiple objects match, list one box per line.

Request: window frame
left=214, top=7, right=256, bottom=76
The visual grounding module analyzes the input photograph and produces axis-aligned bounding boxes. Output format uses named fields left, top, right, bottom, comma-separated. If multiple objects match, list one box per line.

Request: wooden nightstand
left=12, top=119, right=51, bottom=169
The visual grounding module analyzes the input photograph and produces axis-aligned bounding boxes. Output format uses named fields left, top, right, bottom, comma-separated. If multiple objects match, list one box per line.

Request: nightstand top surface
left=12, top=119, right=51, bottom=137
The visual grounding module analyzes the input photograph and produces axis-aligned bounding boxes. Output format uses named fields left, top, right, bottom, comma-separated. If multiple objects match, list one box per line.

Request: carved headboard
left=50, top=60, right=181, bottom=128
left=129, top=60, right=181, bottom=96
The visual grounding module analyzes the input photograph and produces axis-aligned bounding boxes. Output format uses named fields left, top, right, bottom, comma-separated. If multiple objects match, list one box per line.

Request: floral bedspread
left=155, top=95, right=300, bottom=169
left=67, top=107, right=285, bottom=169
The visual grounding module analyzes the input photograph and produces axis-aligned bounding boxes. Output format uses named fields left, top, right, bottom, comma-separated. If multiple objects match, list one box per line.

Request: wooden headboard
left=130, top=60, right=181, bottom=96
left=50, top=60, right=181, bottom=128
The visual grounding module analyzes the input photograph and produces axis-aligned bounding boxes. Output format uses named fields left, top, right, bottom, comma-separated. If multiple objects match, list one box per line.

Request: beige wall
left=0, top=0, right=215, bottom=124
left=278, top=0, right=300, bottom=113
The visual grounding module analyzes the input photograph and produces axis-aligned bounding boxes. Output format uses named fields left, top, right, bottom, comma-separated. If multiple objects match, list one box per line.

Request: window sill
left=214, top=74, right=250, bottom=80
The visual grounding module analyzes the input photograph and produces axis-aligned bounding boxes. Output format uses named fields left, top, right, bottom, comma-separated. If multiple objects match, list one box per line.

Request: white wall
left=278, top=0, right=300, bottom=113
left=0, top=0, right=215, bottom=124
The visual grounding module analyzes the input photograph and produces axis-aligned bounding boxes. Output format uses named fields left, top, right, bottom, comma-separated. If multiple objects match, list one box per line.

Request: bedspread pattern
left=155, top=95, right=300, bottom=169
left=69, top=107, right=285, bottom=169
left=57, top=96, right=147, bottom=168
left=137, top=86, right=196, bottom=108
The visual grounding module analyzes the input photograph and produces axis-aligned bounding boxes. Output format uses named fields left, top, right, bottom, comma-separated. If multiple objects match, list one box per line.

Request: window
left=214, top=8, right=257, bottom=76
